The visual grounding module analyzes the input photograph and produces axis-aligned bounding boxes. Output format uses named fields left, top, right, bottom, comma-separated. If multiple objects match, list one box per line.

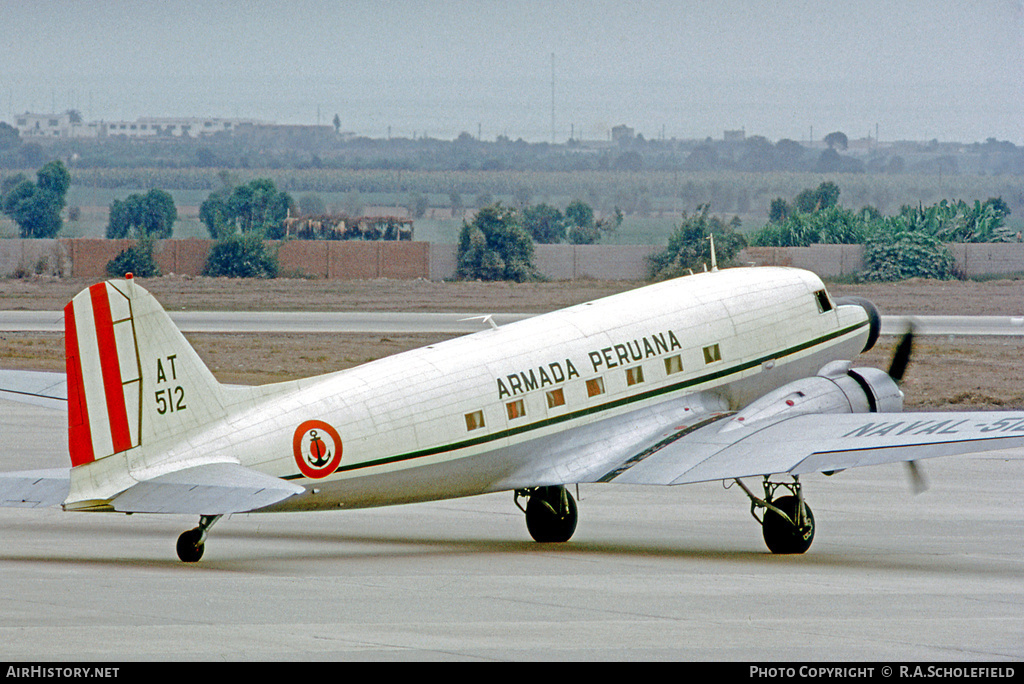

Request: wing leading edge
left=597, top=411, right=1024, bottom=486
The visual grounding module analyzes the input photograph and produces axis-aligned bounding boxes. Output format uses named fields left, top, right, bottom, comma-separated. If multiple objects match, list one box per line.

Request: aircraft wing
left=595, top=411, right=1024, bottom=485
left=0, top=369, right=67, bottom=410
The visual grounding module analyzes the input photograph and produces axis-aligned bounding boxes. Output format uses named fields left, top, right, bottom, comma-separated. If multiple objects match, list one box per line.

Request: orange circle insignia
left=292, top=420, right=343, bottom=479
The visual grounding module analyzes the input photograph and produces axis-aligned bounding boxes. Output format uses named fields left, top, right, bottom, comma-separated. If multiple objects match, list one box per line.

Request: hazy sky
left=2, top=1, right=1021, bottom=143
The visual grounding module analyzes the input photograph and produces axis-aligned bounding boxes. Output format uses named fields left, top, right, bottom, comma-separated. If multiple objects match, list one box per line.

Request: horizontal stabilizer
left=110, top=463, right=305, bottom=515
left=0, top=370, right=67, bottom=411
left=0, top=468, right=71, bottom=508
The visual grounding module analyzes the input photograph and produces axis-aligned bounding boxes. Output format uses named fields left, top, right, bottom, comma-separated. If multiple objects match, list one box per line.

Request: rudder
left=64, top=277, right=226, bottom=469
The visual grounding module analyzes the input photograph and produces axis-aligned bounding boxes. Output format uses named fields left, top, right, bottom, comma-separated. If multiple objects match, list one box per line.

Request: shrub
left=647, top=205, right=746, bottom=280
left=202, top=234, right=279, bottom=278
left=199, top=178, right=292, bottom=239
left=1, top=161, right=70, bottom=238
left=106, top=189, right=177, bottom=239
left=861, top=231, right=956, bottom=282
left=106, top=237, right=161, bottom=278
left=521, top=203, right=566, bottom=244
left=455, top=203, right=538, bottom=282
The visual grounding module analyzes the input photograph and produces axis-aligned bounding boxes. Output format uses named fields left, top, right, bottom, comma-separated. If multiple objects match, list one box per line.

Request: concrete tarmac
left=0, top=398, right=1022, bottom=661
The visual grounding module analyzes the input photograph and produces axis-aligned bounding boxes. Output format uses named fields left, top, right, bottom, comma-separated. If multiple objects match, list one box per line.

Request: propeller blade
left=888, top=327, right=915, bottom=383
left=889, top=325, right=923, bottom=492
left=904, top=460, right=928, bottom=495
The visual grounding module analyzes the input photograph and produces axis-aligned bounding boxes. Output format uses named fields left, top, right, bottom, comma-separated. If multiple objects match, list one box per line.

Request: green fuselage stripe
left=283, top=320, right=868, bottom=480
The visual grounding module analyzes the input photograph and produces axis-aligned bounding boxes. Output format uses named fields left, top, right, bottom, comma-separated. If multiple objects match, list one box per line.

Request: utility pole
left=550, top=53, right=556, bottom=144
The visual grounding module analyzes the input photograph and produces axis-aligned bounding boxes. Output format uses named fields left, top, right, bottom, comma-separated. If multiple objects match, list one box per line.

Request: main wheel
left=176, top=528, right=205, bottom=563
left=762, top=495, right=814, bottom=554
left=525, top=486, right=578, bottom=543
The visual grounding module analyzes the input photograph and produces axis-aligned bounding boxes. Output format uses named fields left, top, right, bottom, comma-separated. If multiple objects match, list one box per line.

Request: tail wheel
left=762, top=495, right=815, bottom=555
left=175, top=515, right=221, bottom=563
left=519, top=485, right=578, bottom=543
left=176, top=528, right=205, bottom=563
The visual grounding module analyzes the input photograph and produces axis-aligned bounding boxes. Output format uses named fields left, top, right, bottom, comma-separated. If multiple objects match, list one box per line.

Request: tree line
left=1, top=161, right=1018, bottom=283
left=0, top=160, right=71, bottom=238
left=2, top=116, right=1022, bottom=177
left=643, top=182, right=1016, bottom=282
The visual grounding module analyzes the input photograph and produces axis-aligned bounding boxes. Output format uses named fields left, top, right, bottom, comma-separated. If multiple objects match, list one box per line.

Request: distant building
left=723, top=129, right=746, bottom=142
left=14, top=112, right=101, bottom=139
left=13, top=113, right=269, bottom=140
left=611, top=124, right=635, bottom=142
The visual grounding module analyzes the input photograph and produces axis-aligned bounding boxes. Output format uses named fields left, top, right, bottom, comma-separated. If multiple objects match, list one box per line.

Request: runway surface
left=0, top=397, right=1021, bottom=661
left=2, top=310, right=1023, bottom=335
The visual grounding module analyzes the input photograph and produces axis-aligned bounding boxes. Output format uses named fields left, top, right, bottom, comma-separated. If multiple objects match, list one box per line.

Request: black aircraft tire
left=762, top=495, right=815, bottom=555
left=525, top=486, right=578, bottom=543
left=176, top=528, right=205, bottom=563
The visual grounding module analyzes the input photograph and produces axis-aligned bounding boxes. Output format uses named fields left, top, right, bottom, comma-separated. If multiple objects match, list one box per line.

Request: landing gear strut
left=176, top=515, right=222, bottom=563
left=515, top=485, right=578, bottom=543
left=734, top=476, right=815, bottom=554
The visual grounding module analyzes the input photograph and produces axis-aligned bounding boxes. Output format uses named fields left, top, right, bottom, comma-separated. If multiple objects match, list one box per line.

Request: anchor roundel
left=292, top=420, right=343, bottom=479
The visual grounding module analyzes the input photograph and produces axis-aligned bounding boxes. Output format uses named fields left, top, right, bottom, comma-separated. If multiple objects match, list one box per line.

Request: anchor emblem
left=306, top=429, right=331, bottom=467
left=292, top=420, right=343, bottom=479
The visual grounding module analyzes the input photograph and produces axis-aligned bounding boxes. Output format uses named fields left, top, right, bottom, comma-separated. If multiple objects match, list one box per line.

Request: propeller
left=887, top=326, right=915, bottom=383
left=905, top=459, right=929, bottom=495
left=887, top=325, right=928, bottom=494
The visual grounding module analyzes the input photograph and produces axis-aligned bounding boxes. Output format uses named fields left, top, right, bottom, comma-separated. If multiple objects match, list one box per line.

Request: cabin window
left=703, top=344, right=722, bottom=364
left=506, top=399, right=525, bottom=420
left=465, top=410, right=485, bottom=431
left=814, top=289, right=833, bottom=313
left=545, top=388, right=565, bottom=409
left=664, top=354, right=683, bottom=375
left=625, top=365, right=645, bottom=386
left=586, top=377, right=606, bottom=397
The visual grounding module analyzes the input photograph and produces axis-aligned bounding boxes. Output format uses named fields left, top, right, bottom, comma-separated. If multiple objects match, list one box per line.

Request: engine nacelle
left=722, top=361, right=902, bottom=432
left=834, top=296, right=881, bottom=352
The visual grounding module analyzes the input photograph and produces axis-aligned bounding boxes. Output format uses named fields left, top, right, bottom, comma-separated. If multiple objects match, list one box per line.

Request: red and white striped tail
left=64, top=281, right=142, bottom=467
left=63, top=277, right=229, bottom=475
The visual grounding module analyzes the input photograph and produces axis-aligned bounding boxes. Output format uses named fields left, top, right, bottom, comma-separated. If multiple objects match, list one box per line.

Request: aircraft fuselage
left=193, top=267, right=872, bottom=511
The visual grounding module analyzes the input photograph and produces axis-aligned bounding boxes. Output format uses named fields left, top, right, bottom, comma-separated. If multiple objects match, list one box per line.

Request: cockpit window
left=814, top=289, right=833, bottom=313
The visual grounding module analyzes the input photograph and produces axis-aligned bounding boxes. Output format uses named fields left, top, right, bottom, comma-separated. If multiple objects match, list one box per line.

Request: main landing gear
left=176, top=515, right=222, bottom=563
left=515, top=485, right=578, bottom=543
left=733, top=476, right=815, bottom=554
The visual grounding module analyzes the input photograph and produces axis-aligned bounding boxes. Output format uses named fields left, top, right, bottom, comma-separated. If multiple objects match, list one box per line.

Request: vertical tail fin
left=64, top=277, right=226, bottom=470
left=65, top=280, right=141, bottom=467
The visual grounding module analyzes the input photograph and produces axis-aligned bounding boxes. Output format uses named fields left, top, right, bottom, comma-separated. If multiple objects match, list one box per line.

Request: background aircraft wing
left=0, top=463, right=304, bottom=513
left=594, top=411, right=1024, bottom=486
left=0, top=369, right=67, bottom=410
left=0, top=468, right=71, bottom=507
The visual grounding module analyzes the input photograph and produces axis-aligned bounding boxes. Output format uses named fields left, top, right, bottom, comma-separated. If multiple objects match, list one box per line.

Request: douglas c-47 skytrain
left=1, top=266, right=1023, bottom=562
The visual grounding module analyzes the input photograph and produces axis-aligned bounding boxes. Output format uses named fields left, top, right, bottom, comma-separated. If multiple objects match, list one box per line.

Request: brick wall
left=950, top=243, right=1024, bottom=277
left=740, top=244, right=866, bottom=277
left=0, top=239, right=69, bottom=277
left=49, top=239, right=433, bottom=280
left=1, top=239, right=1021, bottom=281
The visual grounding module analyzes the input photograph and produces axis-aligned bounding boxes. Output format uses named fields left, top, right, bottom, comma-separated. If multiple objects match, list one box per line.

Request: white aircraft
left=1, top=267, right=1023, bottom=562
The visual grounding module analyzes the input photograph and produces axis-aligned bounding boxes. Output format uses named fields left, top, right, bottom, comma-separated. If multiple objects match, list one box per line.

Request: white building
left=14, top=112, right=100, bottom=139
left=13, top=113, right=268, bottom=140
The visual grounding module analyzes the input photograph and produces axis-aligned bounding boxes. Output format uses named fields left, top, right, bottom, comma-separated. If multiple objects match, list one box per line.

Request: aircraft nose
left=834, top=296, right=880, bottom=352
